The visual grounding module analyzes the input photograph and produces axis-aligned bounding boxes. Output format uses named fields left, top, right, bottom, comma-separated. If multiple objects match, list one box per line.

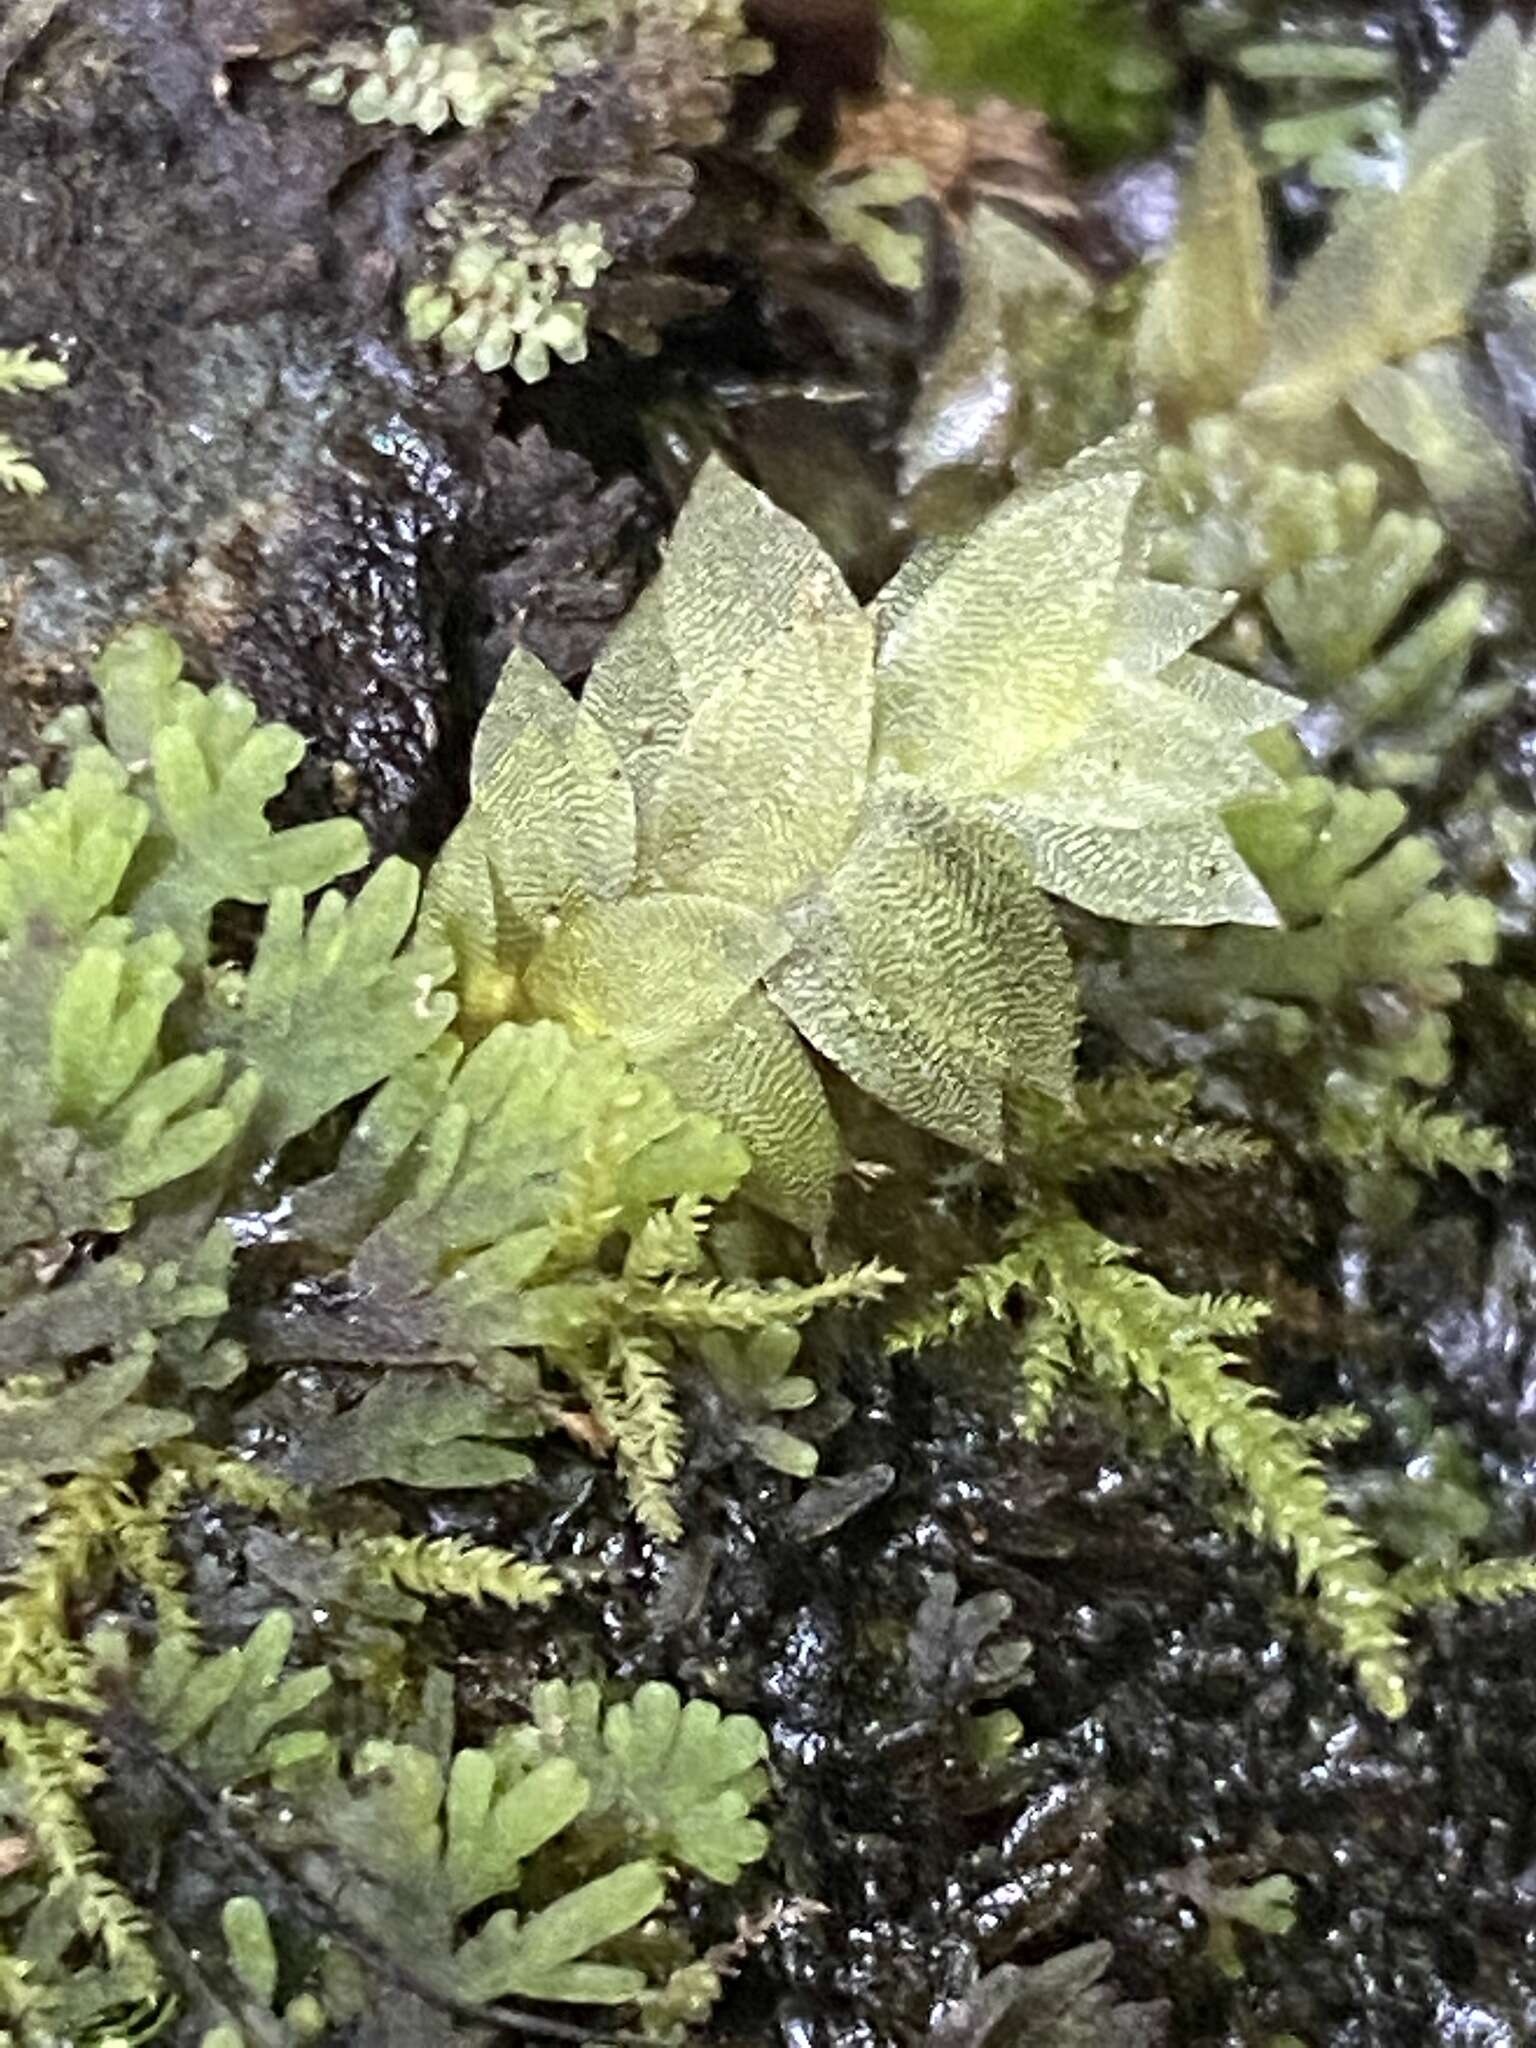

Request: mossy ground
left=5, top=5, right=1536, bottom=2045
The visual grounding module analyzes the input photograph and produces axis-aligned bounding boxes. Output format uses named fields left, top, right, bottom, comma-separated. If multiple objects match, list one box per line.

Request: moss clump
left=0, top=625, right=834, bottom=2041
left=888, top=0, right=1174, bottom=167
left=274, top=1, right=770, bottom=384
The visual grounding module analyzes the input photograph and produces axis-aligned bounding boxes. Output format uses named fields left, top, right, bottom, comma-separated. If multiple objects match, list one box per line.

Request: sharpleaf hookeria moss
left=424, top=451, right=1296, bottom=1229
left=1113, top=24, right=1536, bottom=1220
left=13, top=23, right=1536, bottom=2033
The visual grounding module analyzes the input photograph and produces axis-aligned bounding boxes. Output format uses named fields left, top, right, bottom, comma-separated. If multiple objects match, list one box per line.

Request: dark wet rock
left=269, top=1316, right=1525, bottom=2048
left=0, top=2, right=747, bottom=849
left=0, top=4, right=476, bottom=843
left=467, top=424, right=654, bottom=694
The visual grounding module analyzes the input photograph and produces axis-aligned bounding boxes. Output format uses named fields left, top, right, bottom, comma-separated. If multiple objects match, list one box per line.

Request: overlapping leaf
left=1136, top=90, right=1270, bottom=420
left=255, top=1020, right=750, bottom=1363
left=435, top=454, right=1288, bottom=1221
left=425, top=647, right=637, bottom=984
left=873, top=471, right=1140, bottom=795
left=770, top=793, right=1078, bottom=1157
left=1141, top=52, right=1504, bottom=436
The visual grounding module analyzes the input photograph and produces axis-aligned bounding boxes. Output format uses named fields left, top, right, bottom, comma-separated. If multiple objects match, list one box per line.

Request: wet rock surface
left=186, top=1274, right=1536, bottom=2047
left=0, top=2, right=672, bottom=852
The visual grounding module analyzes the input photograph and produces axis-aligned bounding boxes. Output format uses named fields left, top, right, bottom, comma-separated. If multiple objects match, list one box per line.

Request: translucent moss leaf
left=90, top=627, right=368, bottom=962
left=658, top=456, right=861, bottom=702
left=523, top=893, right=789, bottom=1063
left=770, top=795, right=1077, bottom=1155
left=579, top=577, right=693, bottom=833
left=1245, top=142, right=1495, bottom=423
left=1350, top=344, right=1532, bottom=563
left=994, top=810, right=1279, bottom=926
left=474, top=723, right=637, bottom=936
left=582, top=460, right=866, bottom=876
left=664, top=992, right=842, bottom=1231
left=278, top=1371, right=541, bottom=1489
left=1002, top=675, right=1282, bottom=829
left=771, top=908, right=1003, bottom=1156
left=507, top=1678, right=772, bottom=1885
left=1406, top=15, right=1531, bottom=261
left=470, top=646, right=636, bottom=912
left=874, top=472, right=1141, bottom=795
left=208, top=861, right=456, bottom=1154
left=469, top=642, right=583, bottom=779
left=646, top=602, right=875, bottom=908
left=423, top=651, right=637, bottom=1016
left=1111, top=582, right=1234, bottom=674
left=1137, top=90, right=1270, bottom=419
left=1158, top=654, right=1298, bottom=737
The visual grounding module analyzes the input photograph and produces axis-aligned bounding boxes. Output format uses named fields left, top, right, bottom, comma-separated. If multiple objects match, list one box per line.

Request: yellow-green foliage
left=1102, top=35, right=1533, bottom=1220
left=1139, top=27, right=1536, bottom=587
left=0, top=345, right=66, bottom=497
left=403, top=217, right=611, bottom=381
left=277, top=1, right=770, bottom=383
left=65, top=1621, right=771, bottom=2045
left=495, top=1677, right=770, bottom=1884
left=891, top=1196, right=1413, bottom=1715
left=0, top=627, right=831, bottom=2039
left=424, top=452, right=1295, bottom=1228
left=1232, top=35, right=1402, bottom=189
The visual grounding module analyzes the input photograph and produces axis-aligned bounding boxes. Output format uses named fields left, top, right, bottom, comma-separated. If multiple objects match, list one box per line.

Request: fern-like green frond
left=1391, top=1553, right=1536, bottom=1612
left=85, top=626, right=368, bottom=962
left=204, top=862, right=455, bottom=1155
left=501, top=1678, right=772, bottom=1884
left=102, top=1610, right=334, bottom=1787
left=354, top=1534, right=560, bottom=1613
left=893, top=1209, right=1410, bottom=1715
